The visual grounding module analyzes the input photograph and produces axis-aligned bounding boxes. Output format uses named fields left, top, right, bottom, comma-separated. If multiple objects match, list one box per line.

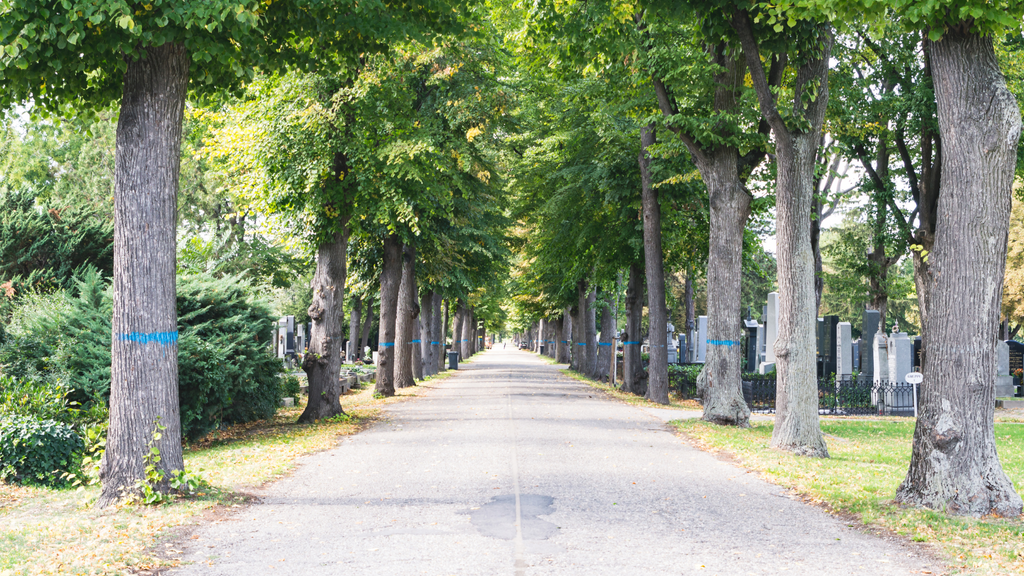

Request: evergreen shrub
left=0, top=414, right=83, bottom=486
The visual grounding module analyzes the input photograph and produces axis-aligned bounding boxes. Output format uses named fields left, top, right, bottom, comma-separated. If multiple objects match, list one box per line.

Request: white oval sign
left=905, top=372, right=923, bottom=384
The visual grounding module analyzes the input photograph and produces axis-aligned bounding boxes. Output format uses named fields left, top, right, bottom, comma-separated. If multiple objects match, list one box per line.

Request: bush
left=0, top=268, right=282, bottom=441
left=0, top=373, right=71, bottom=422
left=0, top=414, right=83, bottom=486
left=281, top=375, right=302, bottom=398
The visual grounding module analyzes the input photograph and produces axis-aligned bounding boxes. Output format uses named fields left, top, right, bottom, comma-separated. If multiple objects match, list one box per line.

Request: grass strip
left=559, top=368, right=703, bottom=410
left=0, top=372, right=452, bottom=575
left=672, top=418, right=1024, bottom=575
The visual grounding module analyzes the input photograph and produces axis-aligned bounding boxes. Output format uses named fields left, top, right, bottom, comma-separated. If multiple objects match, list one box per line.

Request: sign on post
left=905, top=372, right=923, bottom=417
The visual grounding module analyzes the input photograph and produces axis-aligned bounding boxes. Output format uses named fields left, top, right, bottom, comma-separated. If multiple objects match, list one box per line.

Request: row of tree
left=505, top=1, right=1024, bottom=518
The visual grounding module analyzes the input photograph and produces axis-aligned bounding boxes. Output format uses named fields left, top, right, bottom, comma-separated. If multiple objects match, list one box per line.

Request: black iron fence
left=670, top=371, right=919, bottom=417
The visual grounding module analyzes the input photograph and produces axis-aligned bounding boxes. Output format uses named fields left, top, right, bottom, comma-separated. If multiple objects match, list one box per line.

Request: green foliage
left=137, top=419, right=205, bottom=505
left=0, top=0, right=469, bottom=114
left=0, top=414, right=83, bottom=486
left=0, top=373, right=71, bottom=422
left=0, top=268, right=283, bottom=441
left=281, top=375, right=302, bottom=398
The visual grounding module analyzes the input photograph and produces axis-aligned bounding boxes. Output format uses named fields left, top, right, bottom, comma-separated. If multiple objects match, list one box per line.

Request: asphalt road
left=170, top=348, right=939, bottom=575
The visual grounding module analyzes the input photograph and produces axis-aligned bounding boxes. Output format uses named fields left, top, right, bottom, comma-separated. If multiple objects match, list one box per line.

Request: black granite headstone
left=822, top=315, right=839, bottom=378
left=1007, top=340, right=1024, bottom=375
left=744, top=319, right=759, bottom=373
left=861, top=310, right=879, bottom=377
left=913, top=336, right=922, bottom=371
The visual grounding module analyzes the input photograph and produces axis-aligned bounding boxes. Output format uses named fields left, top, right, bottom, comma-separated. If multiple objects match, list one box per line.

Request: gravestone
left=837, top=322, right=853, bottom=378
left=852, top=339, right=861, bottom=373
left=744, top=317, right=760, bottom=373
left=695, top=316, right=708, bottom=363
left=821, top=316, right=839, bottom=377
left=1008, top=340, right=1024, bottom=397
left=816, top=317, right=826, bottom=360
left=860, top=310, right=880, bottom=377
left=913, top=336, right=922, bottom=371
left=666, top=322, right=677, bottom=364
left=277, top=316, right=295, bottom=358
left=760, top=293, right=778, bottom=374
left=873, top=332, right=889, bottom=384
left=996, top=340, right=1014, bottom=398
left=295, top=324, right=306, bottom=356
left=756, top=325, right=765, bottom=368
left=887, top=332, right=912, bottom=384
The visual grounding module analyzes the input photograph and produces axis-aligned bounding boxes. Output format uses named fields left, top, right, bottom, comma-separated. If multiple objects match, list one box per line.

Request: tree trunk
left=420, top=290, right=434, bottom=377
left=735, top=12, right=830, bottom=457
left=597, top=292, right=615, bottom=381
left=811, top=195, right=825, bottom=316
left=895, top=28, right=1023, bottom=517
left=359, top=296, right=373, bottom=360
left=470, top=308, right=478, bottom=355
left=574, top=282, right=588, bottom=372
left=640, top=124, right=669, bottom=405
left=460, top=302, right=472, bottom=360
left=684, top=268, right=694, bottom=336
left=452, top=300, right=464, bottom=361
left=586, top=288, right=598, bottom=377
left=374, top=234, right=402, bottom=396
left=348, top=297, right=362, bottom=362
left=396, top=245, right=418, bottom=388
left=411, top=282, right=423, bottom=381
left=434, top=296, right=445, bottom=372
left=298, top=228, right=350, bottom=423
left=699, top=151, right=753, bottom=426
left=100, top=43, right=189, bottom=508
left=559, top=310, right=572, bottom=364
left=624, top=262, right=645, bottom=394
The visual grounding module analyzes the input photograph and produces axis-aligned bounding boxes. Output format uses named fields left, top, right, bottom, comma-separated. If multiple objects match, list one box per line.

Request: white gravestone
left=996, top=340, right=1015, bottom=397
left=695, top=316, right=708, bottom=363
left=887, top=332, right=913, bottom=384
left=836, top=322, right=853, bottom=378
left=759, top=292, right=778, bottom=374
left=873, top=332, right=889, bottom=384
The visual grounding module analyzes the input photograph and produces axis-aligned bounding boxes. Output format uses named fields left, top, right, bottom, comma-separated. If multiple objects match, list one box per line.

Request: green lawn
left=673, top=419, right=1024, bottom=575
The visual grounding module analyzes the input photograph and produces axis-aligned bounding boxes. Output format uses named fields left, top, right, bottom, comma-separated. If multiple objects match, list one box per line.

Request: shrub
left=0, top=414, right=83, bottom=486
left=1, top=268, right=282, bottom=441
left=0, top=373, right=70, bottom=422
left=281, top=375, right=302, bottom=398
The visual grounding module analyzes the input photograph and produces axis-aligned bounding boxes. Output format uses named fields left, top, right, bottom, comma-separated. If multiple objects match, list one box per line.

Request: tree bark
left=700, top=149, right=753, bottom=426
left=895, top=27, right=1023, bottom=517
left=573, top=282, right=588, bottom=372
left=359, top=296, right=373, bottom=360
left=469, top=308, right=478, bottom=355
left=623, top=262, right=645, bottom=394
left=431, top=293, right=443, bottom=373
left=410, top=282, right=423, bottom=381
left=639, top=124, right=669, bottom=405
left=597, top=291, right=615, bottom=381
left=684, top=268, right=694, bottom=336
left=586, top=288, right=598, bottom=377
left=100, top=43, right=189, bottom=508
left=452, top=300, right=464, bottom=361
left=460, top=302, right=472, bottom=360
left=420, top=290, right=434, bottom=377
left=348, top=297, right=362, bottom=362
left=735, top=12, right=830, bottom=457
left=298, top=228, right=350, bottom=423
left=374, top=234, right=402, bottom=396
left=396, top=245, right=418, bottom=388
left=559, top=310, right=572, bottom=364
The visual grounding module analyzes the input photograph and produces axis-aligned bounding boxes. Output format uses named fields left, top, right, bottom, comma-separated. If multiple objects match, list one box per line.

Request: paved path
left=171, top=348, right=939, bottom=575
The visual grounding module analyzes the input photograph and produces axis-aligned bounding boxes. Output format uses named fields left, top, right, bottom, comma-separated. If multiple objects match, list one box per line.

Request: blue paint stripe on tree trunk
left=622, top=341, right=640, bottom=345
left=381, top=342, right=395, bottom=347
left=118, top=331, right=178, bottom=345
left=598, top=342, right=612, bottom=346
left=707, top=339, right=741, bottom=347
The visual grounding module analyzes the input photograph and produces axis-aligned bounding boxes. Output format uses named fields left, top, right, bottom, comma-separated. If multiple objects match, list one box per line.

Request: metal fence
left=670, top=372, right=919, bottom=417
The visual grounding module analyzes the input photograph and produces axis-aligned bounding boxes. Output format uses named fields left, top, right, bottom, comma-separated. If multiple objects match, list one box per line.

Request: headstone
left=913, top=336, right=922, bottom=371
left=372, top=351, right=380, bottom=366
left=837, top=322, right=853, bottom=378
left=678, top=334, right=688, bottom=364
left=760, top=292, right=778, bottom=374
left=756, top=325, right=765, bottom=366
left=1008, top=340, right=1024, bottom=397
left=695, top=316, right=708, bottom=363
left=295, top=324, right=306, bottom=355
left=852, top=339, right=861, bottom=373
left=873, top=332, right=889, bottom=384
left=887, top=332, right=912, bottom=384
left=666, top=322, right=677, bottom=364
left=278, top=316, right=295, bottom=356
left=816, top=317, right=826, bottom=359
left=821, top=316, right=839, bottom=377
left=861, top=310, right=880, bottom=377
left=996, top=340, right=1015, bottom=397
left=744, top=318, right=760, bottom=373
